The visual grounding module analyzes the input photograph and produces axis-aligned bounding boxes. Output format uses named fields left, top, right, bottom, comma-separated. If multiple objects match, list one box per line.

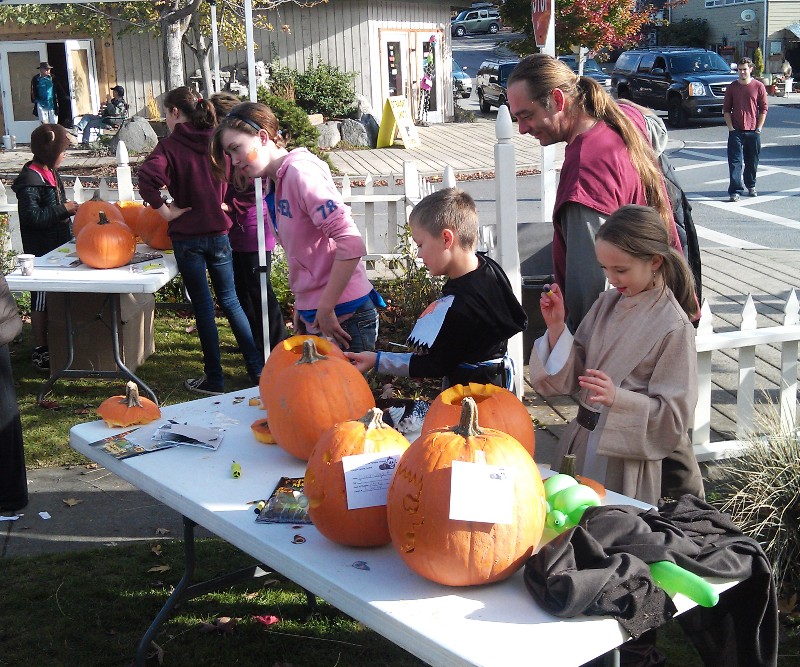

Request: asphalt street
left=452, top=32, right=800, bottom=254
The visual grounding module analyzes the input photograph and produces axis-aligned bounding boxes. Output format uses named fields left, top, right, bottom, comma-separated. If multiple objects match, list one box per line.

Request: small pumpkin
left=114, top=200, right=145, bottom=236
left=76, top=211, right=136, bottom=269
left=259, top=334, right=346, bottom=405
left=265, top=339, right=375, bottom=461
left=250, top=417, right=276, bottom=444
left=387, top=397, right=547, bottom=587
left=97, top=381, right=161, bottom=427
left=137, top=204, right=172, bottom=250
left=72, top=191, right=125, bottom=239
left=305, top=408, right=410, bottom=547
left=422, top=382, right=536, bottom=457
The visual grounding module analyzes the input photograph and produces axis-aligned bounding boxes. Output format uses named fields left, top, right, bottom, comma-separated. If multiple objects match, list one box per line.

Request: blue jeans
left=173, top=235, right=264, bottom=389
left=727, top=129, right=761, bottom=195
left=340, top=302, right=379, bottom=353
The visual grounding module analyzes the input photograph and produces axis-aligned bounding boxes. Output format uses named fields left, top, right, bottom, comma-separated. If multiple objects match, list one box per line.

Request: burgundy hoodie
left=137, top=122, right=232, bottom=240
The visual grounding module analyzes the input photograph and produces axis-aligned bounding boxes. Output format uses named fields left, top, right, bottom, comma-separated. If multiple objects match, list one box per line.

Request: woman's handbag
left=0, top=274, right=23, bottom=346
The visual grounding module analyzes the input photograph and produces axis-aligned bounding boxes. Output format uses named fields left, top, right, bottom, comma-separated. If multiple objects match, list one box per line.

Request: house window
left=705, top=0, right=722, bottom=7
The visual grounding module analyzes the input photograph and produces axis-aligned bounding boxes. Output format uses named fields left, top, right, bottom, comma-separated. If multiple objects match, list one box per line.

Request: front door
left=65, top=40, right=99, bottom=120
left=380, top=32, right=411, bottom=104
left=413, top=32, right=443, bottom=125
left=0, top=42, right=48, bottom=142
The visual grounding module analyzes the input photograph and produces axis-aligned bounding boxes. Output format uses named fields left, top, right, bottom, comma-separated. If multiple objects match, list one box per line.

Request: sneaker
left=748, top=188, right=758, bottom=197
left=184, top=375, right=223, bottom=396
left=31, top=346, right=49, bottom=371
left=729, top=193, right=740, bottom=202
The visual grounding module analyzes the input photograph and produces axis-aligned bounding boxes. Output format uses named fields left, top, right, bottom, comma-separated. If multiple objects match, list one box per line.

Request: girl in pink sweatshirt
left=210, top=102, right=382, bottom=352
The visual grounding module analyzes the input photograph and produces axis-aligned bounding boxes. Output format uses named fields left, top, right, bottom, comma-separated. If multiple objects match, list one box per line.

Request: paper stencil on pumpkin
left=406, top=294, right=454, bottom=352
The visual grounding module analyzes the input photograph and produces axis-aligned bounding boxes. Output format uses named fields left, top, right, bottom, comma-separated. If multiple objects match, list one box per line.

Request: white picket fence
left=2, top=129, right=799, bottom=459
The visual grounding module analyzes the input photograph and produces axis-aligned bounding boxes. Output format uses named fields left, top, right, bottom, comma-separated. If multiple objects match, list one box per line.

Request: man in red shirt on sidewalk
left=723, top=57, right=768, bottom=202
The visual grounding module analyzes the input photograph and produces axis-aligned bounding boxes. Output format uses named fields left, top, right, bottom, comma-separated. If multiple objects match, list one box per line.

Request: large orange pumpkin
left=259, top=334, right=346, bottom=405
left=387, top=397, right=547, bottom=587
left=114, top=200, right=145, bottom=237
left=137, top=204, right=173, bottom=250
left=97, top=381, right=161, bottom=427
left=422, top=383, right=536, bottom=457
left=76, top=212, right=136, bottom=269
left=265, top=339, right=375, bottom=461
left=305, top=408, right=410, bottom=547
left=72, top=192, right=125, bottom=239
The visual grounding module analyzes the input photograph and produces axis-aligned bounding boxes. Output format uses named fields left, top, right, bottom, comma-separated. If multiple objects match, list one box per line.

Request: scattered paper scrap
left=151, top=543, right=163, bottom=556
left=148, top=564, right=171, bottom=573
left=254, top=614, right=280, bottom=627
left=62, top=498, right=83, bottom=507
left=155, top=527, right=170, bottom=536
left=0, top=515, right=20, bottom=522
left=39, top=511, right=51, bottom=520
left=199, top=616, right=239, bottom=635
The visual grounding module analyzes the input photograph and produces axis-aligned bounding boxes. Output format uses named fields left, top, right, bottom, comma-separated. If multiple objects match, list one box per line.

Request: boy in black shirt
left=346, top=188, right=526, bottom=389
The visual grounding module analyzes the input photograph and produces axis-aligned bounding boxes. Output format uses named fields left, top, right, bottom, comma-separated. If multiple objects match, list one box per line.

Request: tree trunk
left=188, top=12, right=215, bottom=97
left=162, top=16, right=186, bottom=91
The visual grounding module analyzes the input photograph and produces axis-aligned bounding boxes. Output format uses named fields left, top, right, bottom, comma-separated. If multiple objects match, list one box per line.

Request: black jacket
left=11, top=162, right=72, bottom=256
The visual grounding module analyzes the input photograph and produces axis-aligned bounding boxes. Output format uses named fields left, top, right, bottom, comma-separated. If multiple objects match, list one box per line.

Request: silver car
left=451, top=9, right=501, bottom=38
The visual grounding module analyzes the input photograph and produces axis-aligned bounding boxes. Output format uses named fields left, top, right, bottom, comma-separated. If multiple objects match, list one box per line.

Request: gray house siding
left=111, top=0, right=450, bottom=121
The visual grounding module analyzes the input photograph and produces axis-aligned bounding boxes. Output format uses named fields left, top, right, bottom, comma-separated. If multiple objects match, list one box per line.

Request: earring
left=652, top=271, right=657, bottom=288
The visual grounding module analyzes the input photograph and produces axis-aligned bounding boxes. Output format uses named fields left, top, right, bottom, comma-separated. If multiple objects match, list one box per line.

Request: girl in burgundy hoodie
left=210, top=102, right=382, bottom=353
left=138, top=87, right=264, bottom=395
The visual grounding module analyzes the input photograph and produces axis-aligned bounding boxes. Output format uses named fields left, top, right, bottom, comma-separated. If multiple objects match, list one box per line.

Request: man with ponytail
left=508, top=54, right=685, bottom=333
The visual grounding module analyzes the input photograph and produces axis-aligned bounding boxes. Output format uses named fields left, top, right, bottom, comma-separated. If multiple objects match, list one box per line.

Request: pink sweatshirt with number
left=273, top=148, right=373, bottom=311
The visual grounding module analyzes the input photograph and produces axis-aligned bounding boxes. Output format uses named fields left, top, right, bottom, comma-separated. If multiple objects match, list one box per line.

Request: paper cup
left=16, top=253, right=35, bottom=276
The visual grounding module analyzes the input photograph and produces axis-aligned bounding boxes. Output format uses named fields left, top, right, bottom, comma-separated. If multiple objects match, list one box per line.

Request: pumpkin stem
left=359, top=407, right=388, bottom=430
left=98, top=211, right=110, bottom=226
left=560, top=454, right=577, bottom=478
left=123, top=380, right=144, bottom=408
left=451, top=396, right=483, bottom=437
left=296, top=339, right=328, bottom=365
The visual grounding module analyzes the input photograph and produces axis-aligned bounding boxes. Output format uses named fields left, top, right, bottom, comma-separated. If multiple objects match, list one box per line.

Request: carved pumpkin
left=72, top=192, right=125, bottom=239
left=422, top=383, right=535, bottom=457
left=265, top=339, right=375, bottom=461
left=259, top=334, right=346, bottom=405
left=137, top=204, right=173, bottom=250
left=250, top=418, right=276, bottom=444
left=114, top=200, right=145, bottom=236
left=97, top=381, right=161, bottom=427
left=75, top=211, right=136, bottom=269
left=387, top=397, right=547, bottom=586
left=305, top=408, right=409, bottom=547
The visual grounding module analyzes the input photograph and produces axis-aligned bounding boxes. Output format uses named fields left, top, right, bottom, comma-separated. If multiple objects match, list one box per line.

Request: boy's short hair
left=738, top=57, right=754, bottom=66
left=408, top=188, right=478, bottom=249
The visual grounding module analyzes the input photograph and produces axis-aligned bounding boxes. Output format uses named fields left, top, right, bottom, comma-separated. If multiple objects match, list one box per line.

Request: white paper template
left=341, top=452, right=403, bottom=510
left=449, top=460, right=514, bottom=524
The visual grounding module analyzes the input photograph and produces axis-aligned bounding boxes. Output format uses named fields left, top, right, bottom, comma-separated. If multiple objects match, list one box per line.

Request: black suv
left=476, top=58, right=520, bottom=112
left=611, top=47, right=737, bottom=127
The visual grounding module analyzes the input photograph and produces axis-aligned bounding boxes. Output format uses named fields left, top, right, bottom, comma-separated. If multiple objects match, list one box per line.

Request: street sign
left=531, top=0, right=552, bottom=49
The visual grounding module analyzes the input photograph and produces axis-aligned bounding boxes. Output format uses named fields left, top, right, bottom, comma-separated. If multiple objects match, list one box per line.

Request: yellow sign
left=376, top=96, right=421, bottom=149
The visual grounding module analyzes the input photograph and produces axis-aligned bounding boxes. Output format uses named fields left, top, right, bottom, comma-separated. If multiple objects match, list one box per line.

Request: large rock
left=317, top=121, right=341, bottom=150
left=340, top=118, right=370, bottom=148
left=109, top=117, right=158, bottom=155
left=361, top=113, right=380, bottom=149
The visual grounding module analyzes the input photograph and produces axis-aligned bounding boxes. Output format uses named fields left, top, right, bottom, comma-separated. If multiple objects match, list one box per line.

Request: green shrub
left=294, top=57, right=357, bottom=119
left=753, top=47, right=764, bottom=78
left=267, top=58, right=297, bottom=100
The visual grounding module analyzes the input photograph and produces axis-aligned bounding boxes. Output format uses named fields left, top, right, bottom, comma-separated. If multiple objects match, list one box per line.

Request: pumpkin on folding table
left=258, top=334, right=346, bottom=405
left=387, top=397, right=546, bottom=587
left=114, top=200, right=145, bottom=237
left=75, top=211, right=136, bottom=268
left=72, top=192, right=125, bottom=239
left=305, top=408, right=409, bottom=547
left=422, top=382, right=536, bottom=457
left=137, top=204, right=173, bottom=250
left=97, top=381, right=161, bottom=427
left=265, top=339, right=375, bottom=461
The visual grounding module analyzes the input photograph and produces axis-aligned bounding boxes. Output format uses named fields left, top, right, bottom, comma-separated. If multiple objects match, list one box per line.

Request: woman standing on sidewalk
left=138, top=87, right=264, bottom=394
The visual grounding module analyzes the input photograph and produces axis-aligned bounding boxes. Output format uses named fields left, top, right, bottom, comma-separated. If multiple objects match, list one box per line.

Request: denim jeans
left=173, top=235, right=264, bottom=389
left=340, top=302, right=379, bottom=353
left=727, top=129, right=761, bottom=195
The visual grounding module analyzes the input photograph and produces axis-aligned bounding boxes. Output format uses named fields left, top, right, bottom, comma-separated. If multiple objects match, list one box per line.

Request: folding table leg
left=603, top=647, right=621, bottom=667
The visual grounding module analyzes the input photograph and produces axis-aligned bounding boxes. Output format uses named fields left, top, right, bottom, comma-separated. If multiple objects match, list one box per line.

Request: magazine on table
left=89, top=421, right=225, bottom=460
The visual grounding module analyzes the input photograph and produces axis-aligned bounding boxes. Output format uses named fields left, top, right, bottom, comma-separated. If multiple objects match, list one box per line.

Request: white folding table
left=70, top=391, right=737, bottom=667
left=7, top=241, right=178, bottom=404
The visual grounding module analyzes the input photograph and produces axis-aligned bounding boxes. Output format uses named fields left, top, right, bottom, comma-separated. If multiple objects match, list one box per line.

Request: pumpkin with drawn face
left=386, top=397, right=547, bottom=586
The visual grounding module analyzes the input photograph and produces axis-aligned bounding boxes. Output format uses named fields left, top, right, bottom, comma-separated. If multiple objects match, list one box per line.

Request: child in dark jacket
left=346, top=188, right=527, bottom=389
left=138, top=87, right=264, bottom=395
left=11, top=123, right=80, bottom=370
